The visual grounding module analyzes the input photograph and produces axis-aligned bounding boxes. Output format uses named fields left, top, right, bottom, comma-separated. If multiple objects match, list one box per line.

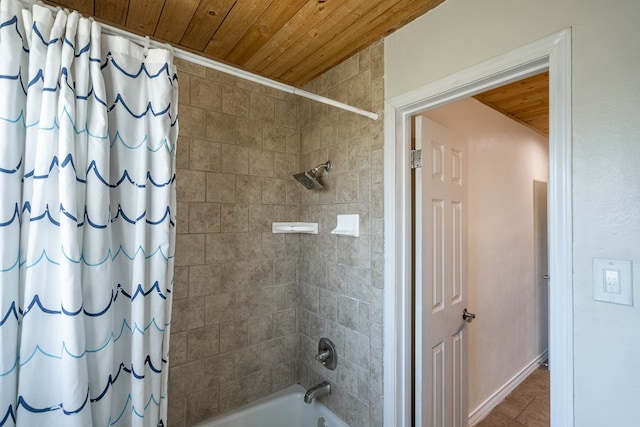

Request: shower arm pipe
left=40, top=2, right=379, bottom=121
left=312, top=161, right=332, bottom=173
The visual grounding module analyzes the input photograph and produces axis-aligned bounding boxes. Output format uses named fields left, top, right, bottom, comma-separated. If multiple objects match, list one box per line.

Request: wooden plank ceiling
left=474, top=72, right=549, bottom=136
left=44, top=0, right=548, bottom=134
left=45, top=0, right=445, bottom=86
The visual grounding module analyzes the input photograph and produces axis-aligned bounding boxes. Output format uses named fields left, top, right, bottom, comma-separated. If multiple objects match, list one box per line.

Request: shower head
left=294, top=171, right=324, bottom=190
left=293, top=161, right=332, bottom=190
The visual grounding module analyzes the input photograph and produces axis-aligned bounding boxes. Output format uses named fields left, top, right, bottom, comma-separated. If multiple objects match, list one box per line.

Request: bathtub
left=193, top=384, right=350, bottom=427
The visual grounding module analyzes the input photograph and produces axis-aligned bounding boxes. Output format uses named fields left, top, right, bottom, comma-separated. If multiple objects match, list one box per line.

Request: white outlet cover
left=593, top=258, right=633, bottom=306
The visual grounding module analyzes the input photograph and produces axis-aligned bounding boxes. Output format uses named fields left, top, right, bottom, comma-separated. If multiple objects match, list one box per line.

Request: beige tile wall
left=169, top=40, right=384, bottom=427
left=297, top=41, right=385, bottom=427
left=169, top=58, right=302, bottom=426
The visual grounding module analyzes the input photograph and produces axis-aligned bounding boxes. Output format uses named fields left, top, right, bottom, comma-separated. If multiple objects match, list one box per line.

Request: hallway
left=476, top=367, right=549, bottom=426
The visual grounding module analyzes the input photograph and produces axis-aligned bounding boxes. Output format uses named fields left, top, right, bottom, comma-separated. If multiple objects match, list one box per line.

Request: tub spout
left=303, top=381, right=331, bottom=404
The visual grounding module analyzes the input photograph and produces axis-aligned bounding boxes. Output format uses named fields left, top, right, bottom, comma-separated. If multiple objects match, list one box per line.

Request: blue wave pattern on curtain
left=0, top=1, right=177, bottom=425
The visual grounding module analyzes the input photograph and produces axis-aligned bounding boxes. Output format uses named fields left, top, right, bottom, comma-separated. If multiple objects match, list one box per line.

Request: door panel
left=452, top=201, right=463, bottom=303
left=432, top=341, right=445, bottom=426
left=452, top=329, right=463, bottom=426
left=432, top=199, right=444, bottom=312
left=415, top=115, right=469, bottom=427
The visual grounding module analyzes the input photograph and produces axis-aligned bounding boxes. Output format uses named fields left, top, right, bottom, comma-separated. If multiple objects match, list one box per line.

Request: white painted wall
left=385, top=0, right=640, bottom=424
left=424, top=98, right=549, bottom=413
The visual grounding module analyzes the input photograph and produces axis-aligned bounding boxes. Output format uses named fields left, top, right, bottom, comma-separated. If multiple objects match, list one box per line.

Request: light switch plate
left=593, top=258, right=633, bottom=306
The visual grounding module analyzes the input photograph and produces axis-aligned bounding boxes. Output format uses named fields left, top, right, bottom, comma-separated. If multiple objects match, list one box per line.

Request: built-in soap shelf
left=330, top=214, right=359, bottom=237
left=272, top=222, right=318, bottom=234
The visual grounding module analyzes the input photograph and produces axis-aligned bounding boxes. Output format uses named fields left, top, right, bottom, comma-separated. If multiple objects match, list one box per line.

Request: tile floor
left=475, top=367, right=550, bottom=427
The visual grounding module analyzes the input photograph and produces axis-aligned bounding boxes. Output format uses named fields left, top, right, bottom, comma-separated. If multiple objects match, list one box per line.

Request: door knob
left=462, top=308, right=476, bottom=323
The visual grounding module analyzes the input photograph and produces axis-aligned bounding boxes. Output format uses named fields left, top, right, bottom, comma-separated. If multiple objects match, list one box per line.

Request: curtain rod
left=40, top=2, right=379, bottom=121
left=172, top=49, right=380, bottom=121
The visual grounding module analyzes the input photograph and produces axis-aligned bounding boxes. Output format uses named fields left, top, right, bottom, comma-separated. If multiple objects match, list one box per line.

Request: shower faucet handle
left=316, top=337, right=337, bottom=370
left=315, top=349, right=331, bottom=364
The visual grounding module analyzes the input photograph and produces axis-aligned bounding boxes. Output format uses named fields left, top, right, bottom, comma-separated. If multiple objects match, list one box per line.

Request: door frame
left=382, top=29, right=573, bottom=426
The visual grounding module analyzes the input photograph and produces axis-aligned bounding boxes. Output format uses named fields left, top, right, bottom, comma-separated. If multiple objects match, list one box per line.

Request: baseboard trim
left=468, top=351, right=548, bottom=426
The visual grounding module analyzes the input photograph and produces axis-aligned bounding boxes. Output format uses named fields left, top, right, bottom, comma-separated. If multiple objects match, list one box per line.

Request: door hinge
left=411, top=149, right=422, bottom=169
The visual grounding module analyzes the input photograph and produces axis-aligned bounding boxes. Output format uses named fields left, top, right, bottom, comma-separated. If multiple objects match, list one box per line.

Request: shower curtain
left=0, top=1, right=177, bottom=426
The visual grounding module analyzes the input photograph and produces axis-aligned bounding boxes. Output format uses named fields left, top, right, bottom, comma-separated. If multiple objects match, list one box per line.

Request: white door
left=414, top=116, right=470, bottom=427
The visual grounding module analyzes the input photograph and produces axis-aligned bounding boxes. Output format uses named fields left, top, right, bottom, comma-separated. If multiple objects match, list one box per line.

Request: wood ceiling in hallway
left=45, top=0, right=445, bottom=86
left=474, top=72, right=549, bottom=136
